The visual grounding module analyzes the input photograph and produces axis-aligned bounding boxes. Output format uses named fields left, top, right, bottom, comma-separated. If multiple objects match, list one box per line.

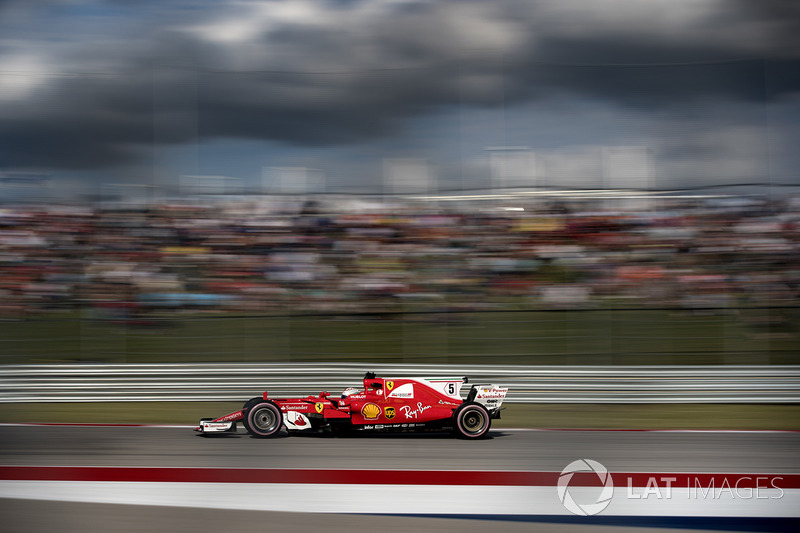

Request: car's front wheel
left=240, top=397, right=263, bottom=434
left=244, top=401, right=283, bottom=438
left=453, top=402, right=491, bottom=438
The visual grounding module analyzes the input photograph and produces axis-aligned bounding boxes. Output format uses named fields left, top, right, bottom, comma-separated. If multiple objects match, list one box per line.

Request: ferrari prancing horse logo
left=386, top=381, right=394, bottom=392
left=315, top=402, right=324, bottom=414
left=384, top=407, right=396, bottom=420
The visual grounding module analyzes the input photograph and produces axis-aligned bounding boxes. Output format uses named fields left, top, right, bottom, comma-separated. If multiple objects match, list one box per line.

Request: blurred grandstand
left=0, top=186, right=798, bottom=365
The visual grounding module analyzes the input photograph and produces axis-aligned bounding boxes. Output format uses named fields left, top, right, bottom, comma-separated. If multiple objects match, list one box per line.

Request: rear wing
left=466, top=384, right=509, bottom=415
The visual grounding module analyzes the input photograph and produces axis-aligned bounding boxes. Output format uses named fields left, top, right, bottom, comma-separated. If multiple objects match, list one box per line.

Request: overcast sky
left=1, top=0, right=798, bottom=196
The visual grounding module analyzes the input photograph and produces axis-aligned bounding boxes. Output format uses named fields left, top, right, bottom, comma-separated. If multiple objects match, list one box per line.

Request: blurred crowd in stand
left=0, top=196, right=798, bottom=319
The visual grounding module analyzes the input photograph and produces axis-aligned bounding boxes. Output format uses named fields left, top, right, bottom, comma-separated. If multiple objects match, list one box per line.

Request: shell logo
left=361, top=403, right=381, bottom=420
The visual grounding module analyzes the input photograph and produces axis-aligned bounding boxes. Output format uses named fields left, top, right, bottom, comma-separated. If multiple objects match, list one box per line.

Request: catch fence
left=2, top=363, right=798, bottom=403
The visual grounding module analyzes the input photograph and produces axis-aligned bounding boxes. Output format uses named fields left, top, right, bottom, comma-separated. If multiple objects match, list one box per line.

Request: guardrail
left=2, top=363, right=799, bottom=403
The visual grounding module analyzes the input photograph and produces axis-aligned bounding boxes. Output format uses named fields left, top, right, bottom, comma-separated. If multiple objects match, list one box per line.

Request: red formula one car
left=196, top=372, right=508, bottom=439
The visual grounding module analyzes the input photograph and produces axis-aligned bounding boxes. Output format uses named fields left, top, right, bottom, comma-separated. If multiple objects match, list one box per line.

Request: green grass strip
left=2, top=308, right=798, bottom=365
left=2, top=402, right=798, bottom=431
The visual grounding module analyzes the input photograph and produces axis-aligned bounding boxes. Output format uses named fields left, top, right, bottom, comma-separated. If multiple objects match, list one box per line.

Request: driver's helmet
left=341, top=387, right=359, bottom=399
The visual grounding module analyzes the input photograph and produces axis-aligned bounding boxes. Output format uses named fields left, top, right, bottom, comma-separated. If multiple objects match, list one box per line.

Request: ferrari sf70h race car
left=196, top=372, right=508, bottom=439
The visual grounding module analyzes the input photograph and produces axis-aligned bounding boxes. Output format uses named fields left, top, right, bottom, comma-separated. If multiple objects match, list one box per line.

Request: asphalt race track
left=1, top=425, right=798, bottom=533
left=0, top=425, right=798, bottom=472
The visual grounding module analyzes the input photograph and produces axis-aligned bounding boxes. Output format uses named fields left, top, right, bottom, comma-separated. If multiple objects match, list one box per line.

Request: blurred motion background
left=0, top=194, right=798, bottom=366
left=0, top=0, right=798, bottom=398
left=4, top=7, right=800, bottom=533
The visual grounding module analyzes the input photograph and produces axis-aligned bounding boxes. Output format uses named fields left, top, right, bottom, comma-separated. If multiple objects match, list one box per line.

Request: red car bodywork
left=196, top=373, right=508, bottom=439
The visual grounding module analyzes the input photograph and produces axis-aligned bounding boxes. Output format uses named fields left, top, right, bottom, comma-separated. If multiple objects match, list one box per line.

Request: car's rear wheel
left=244, top=401, right=282, bottom=438
left=453, top=402, right=491, bottom=438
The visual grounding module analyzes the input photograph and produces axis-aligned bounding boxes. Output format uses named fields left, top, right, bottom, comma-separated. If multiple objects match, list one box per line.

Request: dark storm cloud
left=750, top=0, right=800, bottom=54
left=0, top=0, right=799, bottom=172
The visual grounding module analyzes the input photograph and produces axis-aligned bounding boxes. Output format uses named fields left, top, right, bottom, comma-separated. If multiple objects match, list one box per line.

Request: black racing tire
left=453, top=402, right=491, bottom=439
left=241, top=397, right=264, bottom=434
left=242, top=397, right=263, bottom=409
left=244, top=401, right=283, bottom=438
